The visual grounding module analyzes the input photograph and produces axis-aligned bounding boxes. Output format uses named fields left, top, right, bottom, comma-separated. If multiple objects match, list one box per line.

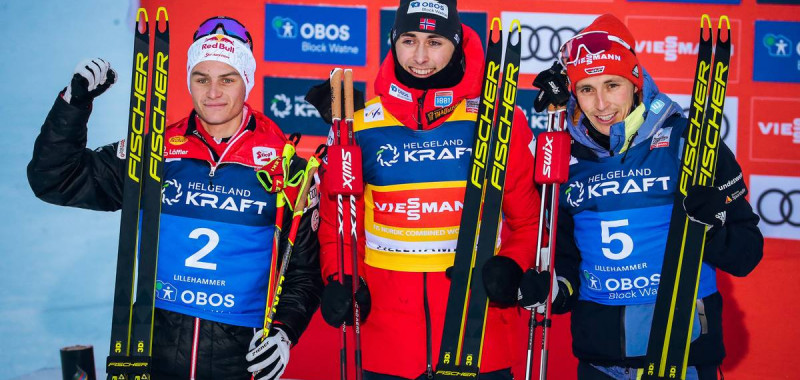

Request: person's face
left=574, top=74, right=636, bottom=135
left=189, top=60, right=246, bottom=130
left=394, top=31, right=455, bottom=78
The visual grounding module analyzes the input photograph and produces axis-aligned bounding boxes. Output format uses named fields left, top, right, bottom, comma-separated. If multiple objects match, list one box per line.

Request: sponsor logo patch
left=434, top=91, right=453, bottom=107
left=253, top=147, right=278, bottom=165
left=117, top=139, right=127, bottom=159
left=408, top=0, right=449, bottom=19
left=389, top=83, right=413, bottom=102
left=364, top=102, right=384, bottom=122
left=169, top=136, right=188, bottom=145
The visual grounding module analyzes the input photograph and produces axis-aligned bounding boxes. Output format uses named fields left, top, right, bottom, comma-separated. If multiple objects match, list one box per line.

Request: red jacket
left=319, top=26, right=541, bottom=377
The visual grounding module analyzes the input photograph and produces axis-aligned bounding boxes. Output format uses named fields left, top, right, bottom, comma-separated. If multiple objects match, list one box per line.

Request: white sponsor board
left=749, top=174, right=800, bottom=241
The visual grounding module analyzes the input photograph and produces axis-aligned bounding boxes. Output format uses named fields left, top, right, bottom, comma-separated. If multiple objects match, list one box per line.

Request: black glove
left=518, top=269, right=553, bottom=310
left=321, top=274, right=371, bottom=327
left=683, top=182, right=746, bottom=228
left=532, top=61, right=570, bottom=113
left=482, top=256, right=524, bottom=307
left=63, top=58, right=117, bottom=107
left=304, top=78, right=365, bottom=124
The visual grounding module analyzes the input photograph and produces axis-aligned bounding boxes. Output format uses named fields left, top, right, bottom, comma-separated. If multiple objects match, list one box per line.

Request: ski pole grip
left=324, top=145, right=364, bottom=196
left=534, top=131, right=571, bottom=185
left=60, top=345, right=96, bottom=380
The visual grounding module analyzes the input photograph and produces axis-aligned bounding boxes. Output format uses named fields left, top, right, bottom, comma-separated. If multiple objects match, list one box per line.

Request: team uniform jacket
left=318, top=26, right=541, bottom=378
left=553, top=70, right=763, bottom=368
left=28, top=96, right=322, bottom=379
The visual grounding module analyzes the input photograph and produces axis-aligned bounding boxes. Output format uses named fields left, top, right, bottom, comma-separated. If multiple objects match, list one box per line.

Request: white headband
left=186, top=34, right=256, bottom=100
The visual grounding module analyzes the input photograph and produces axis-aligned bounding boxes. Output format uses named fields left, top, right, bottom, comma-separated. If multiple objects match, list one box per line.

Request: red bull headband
left=186, top=34, right=257, bottom=100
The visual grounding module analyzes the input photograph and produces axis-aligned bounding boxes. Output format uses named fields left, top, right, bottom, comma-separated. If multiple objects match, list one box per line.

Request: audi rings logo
left=670, top=94, right=738, bottom=155
left=757, top=189, right=800, bottom=226
left=520, top=25, right=581, bottom=63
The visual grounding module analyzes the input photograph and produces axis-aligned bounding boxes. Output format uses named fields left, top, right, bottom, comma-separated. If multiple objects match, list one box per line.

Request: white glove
left=63, top=58, right=116, bottom=106
left=246, top=327, right=291, bottom=380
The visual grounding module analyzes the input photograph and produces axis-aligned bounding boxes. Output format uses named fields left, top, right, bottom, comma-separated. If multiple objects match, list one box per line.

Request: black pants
left=364, top=368, right=513, bottom=380
left=577, top=361, right=720, bottom=380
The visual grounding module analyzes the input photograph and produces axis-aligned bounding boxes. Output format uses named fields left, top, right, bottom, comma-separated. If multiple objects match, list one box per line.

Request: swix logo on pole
left=342, top=148, right=355, bottom=190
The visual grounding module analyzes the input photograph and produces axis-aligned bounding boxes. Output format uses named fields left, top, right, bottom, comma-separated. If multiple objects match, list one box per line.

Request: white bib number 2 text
left=186, top=228, right=219, bottom=270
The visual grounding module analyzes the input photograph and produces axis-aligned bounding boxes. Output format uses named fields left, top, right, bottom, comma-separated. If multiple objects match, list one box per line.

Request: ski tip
left=330, top=67, right=343, bottom=79
left=510, top=19, right=521, bottom=35
left=718, top=15, right=731, bottom=32
left=156, top=7, right=168, bottom=22
left=700, top=14, right=711, bottom=28
left=490, top=17, right=502, bottom=33
left=136, top=8, right=148, bottom=23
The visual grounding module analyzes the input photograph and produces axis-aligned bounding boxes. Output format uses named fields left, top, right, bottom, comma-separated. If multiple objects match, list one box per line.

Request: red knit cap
left=563, top=14, right=642, bottom=91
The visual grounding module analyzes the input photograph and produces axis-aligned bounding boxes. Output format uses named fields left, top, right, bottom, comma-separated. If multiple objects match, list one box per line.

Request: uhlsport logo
left=265, top=4, right=366, bottom=65
left=754, top=21, right=800, bottom=83
left=751, top=97, right=800, bottom=163
left=749, top=175, right=800, bottom=240
left=500, top=12, right=597, bottom=74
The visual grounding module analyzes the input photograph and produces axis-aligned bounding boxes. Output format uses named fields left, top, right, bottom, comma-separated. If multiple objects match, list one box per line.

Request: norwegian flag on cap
left=420, top=18, right=436, bottom=31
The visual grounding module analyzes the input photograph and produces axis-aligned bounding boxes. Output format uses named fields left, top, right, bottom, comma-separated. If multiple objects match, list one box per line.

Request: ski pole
left=329, top=67, right=349, bottom=380
left=526, top=104, right=570, bottom=380
left=256, top=134, right=303, bottom=337
left=343, top=68, right=364, bottom=380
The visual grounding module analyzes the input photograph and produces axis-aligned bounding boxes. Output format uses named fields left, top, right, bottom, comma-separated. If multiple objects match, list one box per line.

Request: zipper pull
left=209, top=165, right=216, bottom=186
left=427, top=364, right=434, bottom=379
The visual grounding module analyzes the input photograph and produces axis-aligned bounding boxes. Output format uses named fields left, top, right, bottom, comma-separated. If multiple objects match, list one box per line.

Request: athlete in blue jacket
left=519, top=14, right=763, bottom=380
left=28, top=17, right=321, bottom=380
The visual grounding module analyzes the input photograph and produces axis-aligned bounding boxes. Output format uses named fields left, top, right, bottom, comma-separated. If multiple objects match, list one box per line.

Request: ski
left=107, top=7, right=169, bottom=380
left=643, top=15, right=731, bottom=380
left=435, top=18, right=521, bottom=379
left=106, top=8, right=150, bottom=380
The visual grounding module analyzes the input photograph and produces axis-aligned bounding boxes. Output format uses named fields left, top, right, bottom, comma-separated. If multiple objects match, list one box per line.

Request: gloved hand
left=518, top=269, right=557, bottom=311
left=63, top=58, right=117, bottom=107
left=532, top=61, right=570, bottom=112
left=482, top=255, right=524, bottom=307
left=304, top=78, right=365, bottom=124
left=321, top=274, right=371, bottom=327
left=683, top=183, right=744, bottom=228
left=246, top=326, right=291, bottom=380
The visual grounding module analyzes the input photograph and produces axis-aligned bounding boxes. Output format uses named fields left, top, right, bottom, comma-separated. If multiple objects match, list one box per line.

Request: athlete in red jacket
left=317, top=1, right=541, bottom=378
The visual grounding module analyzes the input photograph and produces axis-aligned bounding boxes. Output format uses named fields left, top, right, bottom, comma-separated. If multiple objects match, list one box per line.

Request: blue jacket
left=553, top=70, right=763, bottom=367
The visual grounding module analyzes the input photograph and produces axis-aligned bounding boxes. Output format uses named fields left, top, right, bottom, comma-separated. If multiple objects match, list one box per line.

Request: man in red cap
left=316, top=0, right=541, bottom=379
left=28, top=16, right=321, bottom=380
left=519, top=14, right=763, bottom=380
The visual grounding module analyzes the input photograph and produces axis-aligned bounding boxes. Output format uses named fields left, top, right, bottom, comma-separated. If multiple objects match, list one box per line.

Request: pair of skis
left=643, top=15, right=732, bottom=380
left=326, top=67, right=364, bottom=380
left=107, top=7, right=169, bottom=380
left=434, top=18, right=521, bottom=379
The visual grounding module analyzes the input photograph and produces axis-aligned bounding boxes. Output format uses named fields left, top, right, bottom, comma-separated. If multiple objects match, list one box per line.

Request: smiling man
left=316, top=1, right=541, bottom=379
left=28, top=16, right=321, bottom=380
left=522, top=14, right=764, bottom=380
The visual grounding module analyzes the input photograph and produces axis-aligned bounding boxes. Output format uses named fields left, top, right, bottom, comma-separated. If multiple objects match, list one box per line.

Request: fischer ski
left=435, top=18, right=521, bottom=379
left=107, top=7, right=169, bottom=380
left=643, top=15, right=731, bottom=380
